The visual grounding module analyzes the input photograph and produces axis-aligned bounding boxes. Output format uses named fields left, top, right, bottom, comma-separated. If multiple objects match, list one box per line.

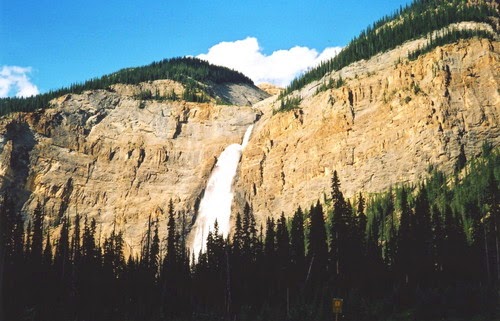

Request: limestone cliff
left=0, top=80, right=264, bottom=252
left=234, top=36, right=499, bottom=219
left=0, top=35, right=498, bottom=252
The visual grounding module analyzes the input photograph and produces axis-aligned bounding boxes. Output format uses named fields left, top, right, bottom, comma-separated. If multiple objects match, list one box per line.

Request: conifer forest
left=1, top=146, right=498, bottom=321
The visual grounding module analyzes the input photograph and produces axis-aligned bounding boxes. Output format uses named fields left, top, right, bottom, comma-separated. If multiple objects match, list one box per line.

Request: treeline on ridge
left=281, top=0, right=498, bottom=97
left=0, top=57, right=253, bottom=117
left=1, top=144, right=498, bottom=321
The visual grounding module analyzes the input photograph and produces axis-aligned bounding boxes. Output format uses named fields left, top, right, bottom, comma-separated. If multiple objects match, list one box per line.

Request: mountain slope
left=0, top=2, right=498, bottom=252
left=282, top=0, right=498, bottom=96
left=234, top=35, right=499, bottom=220
left=0, top=57, right=268, bottom=116
left=0, top=79, right=263, bottom=251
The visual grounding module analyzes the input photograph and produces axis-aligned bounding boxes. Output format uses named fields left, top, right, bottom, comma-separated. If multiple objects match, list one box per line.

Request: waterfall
left=189, top=125, right=254, bottom=260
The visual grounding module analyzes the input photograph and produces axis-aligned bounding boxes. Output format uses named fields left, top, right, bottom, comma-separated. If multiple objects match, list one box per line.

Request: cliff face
left=0, top=80, right=263, bottom=251
left=234, top=37, right=499, bottom=219
left=0, top=36, right=498, bottom=251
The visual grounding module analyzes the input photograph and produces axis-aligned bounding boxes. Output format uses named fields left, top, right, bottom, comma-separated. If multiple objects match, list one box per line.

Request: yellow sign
left=332, top=298, right=343, bottom=314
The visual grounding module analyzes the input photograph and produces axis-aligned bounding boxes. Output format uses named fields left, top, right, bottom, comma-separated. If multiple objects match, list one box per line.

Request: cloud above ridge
left=197, top=37, right=342, bottom=87
left=0, top=66, right=39, bottom=98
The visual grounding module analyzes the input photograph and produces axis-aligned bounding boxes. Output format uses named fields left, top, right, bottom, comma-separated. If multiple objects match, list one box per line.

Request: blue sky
left=1, top=0, right=412, bottom=97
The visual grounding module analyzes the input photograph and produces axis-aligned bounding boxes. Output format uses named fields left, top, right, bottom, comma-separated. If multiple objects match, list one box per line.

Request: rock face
left=0, top=80, right=263, bottom=252
left=234, top=37, right=499, bottom=220
left=0, top=36, right=498, bottom=251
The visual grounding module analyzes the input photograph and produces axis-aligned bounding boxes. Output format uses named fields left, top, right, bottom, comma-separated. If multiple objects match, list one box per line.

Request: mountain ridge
left=234, top=36, right=498, bottom=221
left=0, top=57, right=266, bottom=117
left=0, top=1, right=498, bottom=255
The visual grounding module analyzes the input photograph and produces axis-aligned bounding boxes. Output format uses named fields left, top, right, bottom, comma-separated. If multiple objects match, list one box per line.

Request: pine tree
left=54, top=216, right=71, bottom=278
left=307, top=201, right=328, bottom=288
left=356, top=192, right=368, bottom=253
left=442, top=204, right=467, bottom=284
left=431, top=204, right=444, bottom=280
left=329, top=171, right=352, bottom=288
left=242, top=202, right=258, bottom=263
left=232, top=212, right=244, bottom=257
left=288, top=206, right=306, bottom=308
left=0, top=193, right=23, bottom=321
left=276, top=212, right=291, bottom=303
left=82, top=216, right=98, bottom=265
left=103, top=227, right=125, bottom=277
left=264, top=217, right=276, bottom=260
left=149, top=219, right=160, bottom=278
left=43, top=231, right=52, bottom=266
left=25, top=220, right=31, bottom=258
left=141, top=214, right=153, bottom=269
left=165, top=200, right=177, bottom=269
left=276, top=212, right=290, bottom=271
left=162, top=199, right=180, bottom=316
left=396, top=187, right=412, bottom=286
left=31, top=202, right=44, bottom=265
left=413, top=186, right=433, bottom=286
left=290, top=207, right=306, bottom=284
left=71, top=213, right=81, bottom=264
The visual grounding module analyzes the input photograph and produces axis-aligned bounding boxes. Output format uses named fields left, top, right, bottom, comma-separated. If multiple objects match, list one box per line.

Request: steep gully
left=188, top=125, right=254, bottom=259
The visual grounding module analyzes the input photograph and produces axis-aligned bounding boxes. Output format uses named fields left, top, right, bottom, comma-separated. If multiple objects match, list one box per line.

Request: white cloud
left=197, top=37, right=342, bottom=87
left=0, top=66, right=40, bottom=98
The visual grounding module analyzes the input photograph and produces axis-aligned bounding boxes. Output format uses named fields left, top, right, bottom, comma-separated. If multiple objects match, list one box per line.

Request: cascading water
left=189, top=125, right=254, bottom=260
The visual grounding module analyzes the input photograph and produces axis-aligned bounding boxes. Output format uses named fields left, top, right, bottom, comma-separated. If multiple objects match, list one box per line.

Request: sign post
left=332, top=298, right=343, bottom=321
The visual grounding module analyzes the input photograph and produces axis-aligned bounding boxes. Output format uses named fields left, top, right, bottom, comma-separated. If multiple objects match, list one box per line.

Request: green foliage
left=408, top=28, right=495, bottom=61
left=276, top=95, right=302, bottom=113
left=0, top=57, right=252, bottom=116
left=2, top=145, right=499, bottom=320
left=283, top=0, right=498, bottom=95
left=181, top=83, right=210, bottom=103
left=316, top=76, right=345, bottom=94
left=134, top=89, right=154, bottom=101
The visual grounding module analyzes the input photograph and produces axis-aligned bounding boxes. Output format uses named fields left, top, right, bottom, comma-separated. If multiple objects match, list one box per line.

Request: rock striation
left=0, top=80, right=263, bottom=252
left=234, top=37, right=499, bottom=220
left=0, top=35, right=498, bottom=251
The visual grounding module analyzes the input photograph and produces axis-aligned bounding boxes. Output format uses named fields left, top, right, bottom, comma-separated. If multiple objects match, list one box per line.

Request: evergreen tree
left=413, top=186, right=434, bottom=286
left=329, top=170, right=354, bottom=291
left=0, top=193, right=25, bottom=321
left=25, top=220, right=31, bottom=258
left=165, top=199, right=177, bottom=269
left=31, top=202, right=45, bottom=265
left=71, top=213, right=81, bottom=264
left=162, top=199, right=182, bottom=316
left=442, top=204, right=467, bottom=284
left=141, top=214, right=153, bottom=269
left=232, top=212, right=244, bottom=258
left=81, top=216, right=98, bottom=265
left=307, top=201, right=328, bottom=288
left=43, top=230, right=52, bottom=266
left=276, top=212, right=291, bottom=306
left=290, top=206, right=306, bottom=288
left=54, top=216, right=71, bottom=279
left=431, top=204, right=444, bottom=280
left=149, top=219, right=160, bottom=278
left=276, top=212, right=290, bottom=272
left=264, top=217, right=276, bottom=260
left=396, top=187, right=413, bottom=286
left=242, top=202, right=258, bottom=263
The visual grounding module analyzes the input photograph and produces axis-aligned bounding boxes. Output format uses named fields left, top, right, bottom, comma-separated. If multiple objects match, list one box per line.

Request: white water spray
left=189, top=125, right=254, bottom=260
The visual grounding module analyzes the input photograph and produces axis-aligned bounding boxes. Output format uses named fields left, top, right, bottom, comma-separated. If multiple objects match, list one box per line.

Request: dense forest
left=280, top=0, right=498, bottom=98
left=407, top=27, right=495, bottom=60
left=0, top=57, right=253, bottom=117
left=1, top=145, right=498, bottom=321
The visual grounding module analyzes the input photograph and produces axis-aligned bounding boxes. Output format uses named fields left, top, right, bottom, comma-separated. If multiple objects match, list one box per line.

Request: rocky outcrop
left=0, top=35, right=498, bottom=252
left=257, top=83, right=283, bottom=96
left=234, top=37, right=499, bottom=220
left=0, top=80, right=263, bottom=252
